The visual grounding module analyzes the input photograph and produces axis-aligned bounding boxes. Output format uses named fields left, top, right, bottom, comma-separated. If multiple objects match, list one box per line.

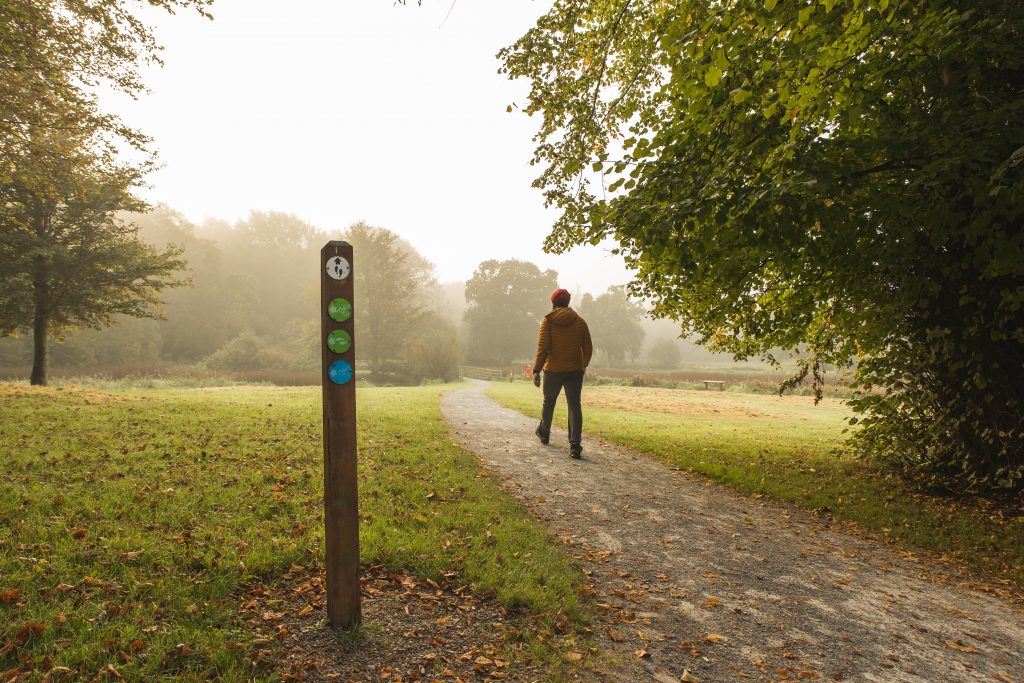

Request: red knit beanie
left=550, top=288, right=571, bottom=307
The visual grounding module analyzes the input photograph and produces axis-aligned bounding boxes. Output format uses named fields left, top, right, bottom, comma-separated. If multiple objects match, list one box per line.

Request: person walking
left=531, top=288, right=593, bottom=459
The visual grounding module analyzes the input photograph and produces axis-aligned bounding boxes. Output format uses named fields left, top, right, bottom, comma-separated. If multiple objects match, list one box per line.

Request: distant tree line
left=1, top=203, right=681, bottom=381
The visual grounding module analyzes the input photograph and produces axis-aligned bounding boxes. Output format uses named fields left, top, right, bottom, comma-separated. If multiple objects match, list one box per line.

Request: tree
left=0, top=132, right=186, bottom=385
left=577, top=285, right=645, bottom=367
left=647, top=338, right=682, bottom=370
left=406, top=313, right=462, bottom=381
left=212, top=211, right=321, bottom=342
left=131, top=206, right=252, bottom=362
left=0, top=0, right=211, bottom=384
left=342, top=222, right=435, bottom=375
left=1, top=0, right=212, bottom=170
left=502, top=2, right=1024, bottom=493
left=464, top=260, right=558, bottom=366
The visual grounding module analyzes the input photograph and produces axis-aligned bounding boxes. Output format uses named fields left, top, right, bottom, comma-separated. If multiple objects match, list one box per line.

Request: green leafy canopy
left=500, top=0, right=1024, bottom=494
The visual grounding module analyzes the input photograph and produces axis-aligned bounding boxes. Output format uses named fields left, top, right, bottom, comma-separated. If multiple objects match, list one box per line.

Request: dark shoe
left=570, top=446, right=582, bottom=459
left=535, top=426, right=549, bottom=445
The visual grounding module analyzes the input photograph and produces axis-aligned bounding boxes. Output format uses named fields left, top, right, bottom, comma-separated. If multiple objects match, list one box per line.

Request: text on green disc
left=328, top=298, right=352, bottom=322
left=327, top=329, right=352, bottom=354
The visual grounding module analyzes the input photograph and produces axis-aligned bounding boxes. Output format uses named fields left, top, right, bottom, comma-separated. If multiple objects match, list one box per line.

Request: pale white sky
left=111, top=0, right=634, bottom=294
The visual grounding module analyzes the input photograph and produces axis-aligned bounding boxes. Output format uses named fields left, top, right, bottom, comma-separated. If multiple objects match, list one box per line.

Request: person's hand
left=533, top=372, right=541, bottom=387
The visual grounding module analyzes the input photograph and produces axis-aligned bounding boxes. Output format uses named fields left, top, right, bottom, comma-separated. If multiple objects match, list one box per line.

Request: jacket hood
left=546, top=307, right=580, bottom=326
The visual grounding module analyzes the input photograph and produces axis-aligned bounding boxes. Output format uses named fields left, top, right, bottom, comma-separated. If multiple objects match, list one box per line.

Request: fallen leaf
left=704, top=633, right=727, bottom=644
left=606, top=628, right=625, bottom=642
left=680, top=670, right=702, bottom=683
left=15, top=622, right=45, bottom=644
left=555, top=611, right=570, bottom=633
left=564, top=652, right=583, bottom=661
left=703, top=597, right=720, bottom=608
left=101, top=663, right=122, bottom=679
left=943, top=639, right=979, bottom=654
left=172, top=643, right=195, bottom=657
left=634, top=648, right=650, bottom=658
left=0, top=589, right=18, bottom=605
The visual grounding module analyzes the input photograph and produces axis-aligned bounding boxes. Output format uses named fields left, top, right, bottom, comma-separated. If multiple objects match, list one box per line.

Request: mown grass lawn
left=488, top=381, right=1024, bottom=589
left=0, top=383, right=584, bottom=680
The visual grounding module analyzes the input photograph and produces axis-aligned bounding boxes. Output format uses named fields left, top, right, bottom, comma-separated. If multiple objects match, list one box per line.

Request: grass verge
left=0, top=383, right=585, bottom=680
left=488, top=381, right=1024, bottom=590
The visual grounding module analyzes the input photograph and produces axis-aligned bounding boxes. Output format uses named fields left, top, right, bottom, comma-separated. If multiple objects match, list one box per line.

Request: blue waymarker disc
left=328, top=359, right=353, bottom=385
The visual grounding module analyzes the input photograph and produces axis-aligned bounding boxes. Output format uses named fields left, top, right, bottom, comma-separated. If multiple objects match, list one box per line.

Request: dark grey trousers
left=538, top=370, right=584, bottom=448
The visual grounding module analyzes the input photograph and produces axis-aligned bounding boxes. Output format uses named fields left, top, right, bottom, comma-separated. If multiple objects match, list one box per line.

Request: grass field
left=0, top=383, right=584, bottom=680
left=488, top=381, right=1024, bottom=589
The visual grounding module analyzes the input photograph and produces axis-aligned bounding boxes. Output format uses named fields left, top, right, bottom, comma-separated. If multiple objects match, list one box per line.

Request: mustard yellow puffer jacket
left=532, top=307, right=593, bottom=373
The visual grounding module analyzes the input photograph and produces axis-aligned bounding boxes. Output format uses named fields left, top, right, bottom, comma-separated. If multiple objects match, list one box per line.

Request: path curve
left=441, top=381, right=1024, bottom=682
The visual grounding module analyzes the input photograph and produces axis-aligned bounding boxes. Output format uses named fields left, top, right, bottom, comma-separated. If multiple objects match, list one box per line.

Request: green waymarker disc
left=328, top=298, right=352, bottom=322
left=327, top=329, right=352, bottom=354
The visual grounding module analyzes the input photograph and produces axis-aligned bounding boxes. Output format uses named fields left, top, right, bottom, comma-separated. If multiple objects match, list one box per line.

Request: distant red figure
left=524, top=364, right=532, bottom=379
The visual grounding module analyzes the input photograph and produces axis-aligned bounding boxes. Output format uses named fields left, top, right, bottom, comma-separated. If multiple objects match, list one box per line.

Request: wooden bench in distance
left=702, top=380, right=726, bottom=390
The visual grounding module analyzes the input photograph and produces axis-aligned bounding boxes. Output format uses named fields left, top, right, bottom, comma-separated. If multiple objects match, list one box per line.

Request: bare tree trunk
left=30, top=295, right=48, bottom=386
left=29, top=205, right=50, bottom=386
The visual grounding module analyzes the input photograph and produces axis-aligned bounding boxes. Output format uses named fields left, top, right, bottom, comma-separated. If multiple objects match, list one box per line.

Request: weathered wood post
left=321, top=240, right=360, bottom=629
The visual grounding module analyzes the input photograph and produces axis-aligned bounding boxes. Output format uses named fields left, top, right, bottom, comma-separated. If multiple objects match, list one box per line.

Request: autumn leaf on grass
left=0, top=623, right=45, bottom=657
left=943, top=639, right=979, bottom=653
left=564, top=652, right=583, bottom=662
left=100, top=663, right=122, bottom=679
left=554, top=611, right=570, bottom=633
left=605, top=628, right=625, bottom=642
left=0, top=589, right=18, bottom=605
left=15, top=622, right=45, bottom=644
left=633, top=648, right=650, bottom=658
left=703, top=633, right=727, bottom=644
left=703, top=597, right=720, bottom=608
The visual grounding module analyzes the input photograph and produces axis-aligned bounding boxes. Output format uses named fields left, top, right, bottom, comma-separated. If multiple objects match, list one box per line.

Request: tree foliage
left=0, top=0, right=212, bottom=165
left=1, top=0, right=212, bottom=385
left=343, top=222, right=436, bottom=375
left=464, top=260, right=558, bottom=366
left=647, top=337, right=682, bottom=370
left=0, top=131, right=186, bottom=384
left=501, top=1, right=1024, bottom=493
left=577, top=285, right=645, bottom=366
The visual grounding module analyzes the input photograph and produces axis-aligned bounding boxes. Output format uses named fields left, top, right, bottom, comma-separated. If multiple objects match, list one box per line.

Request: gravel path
left=441, top=381, right=1024, bottom=683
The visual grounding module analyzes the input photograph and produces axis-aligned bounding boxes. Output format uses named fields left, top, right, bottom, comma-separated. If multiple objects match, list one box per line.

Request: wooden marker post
left=321, top=240, right=360, bottom=629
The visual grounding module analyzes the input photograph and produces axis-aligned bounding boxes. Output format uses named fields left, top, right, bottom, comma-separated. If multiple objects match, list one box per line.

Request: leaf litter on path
left=442, top=382, right=1024, bottom=682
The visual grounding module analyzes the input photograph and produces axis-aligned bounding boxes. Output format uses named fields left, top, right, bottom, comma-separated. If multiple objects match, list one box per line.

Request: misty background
left=0, top=205, right=758, bottom=385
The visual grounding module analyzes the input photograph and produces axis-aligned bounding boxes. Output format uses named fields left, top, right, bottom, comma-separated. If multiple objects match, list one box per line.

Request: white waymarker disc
left=326, top=256, right=351, bottom=280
